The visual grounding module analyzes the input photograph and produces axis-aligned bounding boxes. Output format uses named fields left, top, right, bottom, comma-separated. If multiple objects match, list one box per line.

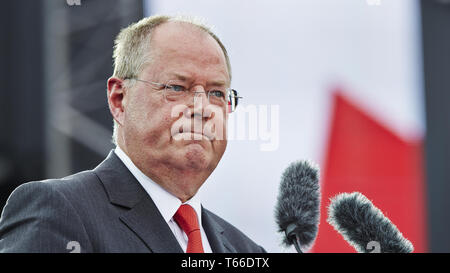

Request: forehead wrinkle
left=165, top=47, right=225, bottom=69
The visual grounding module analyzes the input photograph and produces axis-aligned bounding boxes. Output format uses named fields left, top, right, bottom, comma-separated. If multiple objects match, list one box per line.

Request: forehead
left=145, top=21, right=230, bottom=83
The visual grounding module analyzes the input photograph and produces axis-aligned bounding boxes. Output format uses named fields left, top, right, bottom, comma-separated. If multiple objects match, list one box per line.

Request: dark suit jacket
left=0, top=151, right=266, bottom=253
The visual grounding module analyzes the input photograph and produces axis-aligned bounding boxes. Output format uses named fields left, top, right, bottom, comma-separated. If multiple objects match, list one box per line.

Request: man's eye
left=209, top=90, right=225, bottom=98
left=167, top=85, right=186, bottom=92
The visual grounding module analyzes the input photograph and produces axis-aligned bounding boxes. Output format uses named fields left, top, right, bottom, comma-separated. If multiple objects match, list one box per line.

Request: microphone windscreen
left=327, top=192, right=414, bottom=253
left=275, top=160, right=320, bottom=249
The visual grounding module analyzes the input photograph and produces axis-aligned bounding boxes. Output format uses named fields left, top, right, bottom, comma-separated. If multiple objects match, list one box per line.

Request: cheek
left=214, top=139, right=227, bottom=154
left=143, top=109, right=175, bottom=144
left=126, top=96, right=174, bottom=144
left=206, top=107, right=228, bottom=141
left=210, top=110, right=228, bottom=153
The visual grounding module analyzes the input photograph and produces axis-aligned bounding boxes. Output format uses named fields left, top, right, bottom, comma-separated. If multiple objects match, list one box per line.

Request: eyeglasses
left=125, top=78, right=242, bottom=113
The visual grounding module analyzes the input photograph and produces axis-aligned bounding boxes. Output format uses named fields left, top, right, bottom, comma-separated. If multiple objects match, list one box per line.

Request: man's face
left=117, top=22, right=229, bottom=199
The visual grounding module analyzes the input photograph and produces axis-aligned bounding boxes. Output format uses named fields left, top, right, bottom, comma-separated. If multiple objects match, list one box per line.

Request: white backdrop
left=145, top=0, right=424, bottom=252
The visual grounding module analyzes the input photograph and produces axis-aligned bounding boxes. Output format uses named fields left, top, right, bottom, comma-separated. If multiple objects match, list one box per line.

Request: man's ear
left=107, top=77, right=127, bottom=126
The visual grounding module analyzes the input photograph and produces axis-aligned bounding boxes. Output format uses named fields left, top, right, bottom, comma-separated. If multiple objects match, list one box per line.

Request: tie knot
left=173, top=204, right=200, bottom=235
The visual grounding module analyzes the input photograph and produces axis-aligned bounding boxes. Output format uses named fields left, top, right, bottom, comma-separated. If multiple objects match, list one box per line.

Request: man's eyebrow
left=172, top=73, right=188, bottom=81
left=168, top=73, right=228, bottom=86
left=209, top=80, right=227, bottom=87
left=163, top=73, right=189, bottom=82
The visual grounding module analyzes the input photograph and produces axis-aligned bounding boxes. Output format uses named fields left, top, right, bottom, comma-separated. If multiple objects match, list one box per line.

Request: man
left=0, top=15, right=266, bottom=253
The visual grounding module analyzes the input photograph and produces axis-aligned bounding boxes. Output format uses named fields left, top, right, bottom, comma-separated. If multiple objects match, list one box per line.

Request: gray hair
left=110, top=14, right=232, bottom=145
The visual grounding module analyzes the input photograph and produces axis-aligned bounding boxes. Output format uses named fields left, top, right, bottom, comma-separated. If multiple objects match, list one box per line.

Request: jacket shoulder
left=0, top=176, right=94, bottom=252
left=39, top=170, right=99, bottom=193
left=22, top=170, right=107, bottom=205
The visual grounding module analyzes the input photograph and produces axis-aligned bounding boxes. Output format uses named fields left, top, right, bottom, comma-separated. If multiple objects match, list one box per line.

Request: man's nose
left=190, top=88, right=212, bottom=119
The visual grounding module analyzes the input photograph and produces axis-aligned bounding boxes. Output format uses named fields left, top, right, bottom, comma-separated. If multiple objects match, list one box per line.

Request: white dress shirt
left=114, top=146, right=213, bottom=253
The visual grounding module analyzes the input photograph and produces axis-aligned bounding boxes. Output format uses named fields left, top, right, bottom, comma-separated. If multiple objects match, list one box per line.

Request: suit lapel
left=119, top=196, right=183, bottom=253
left=202, top=208, right=237, bottom=253
left=94, top=150, right=183, bottom=253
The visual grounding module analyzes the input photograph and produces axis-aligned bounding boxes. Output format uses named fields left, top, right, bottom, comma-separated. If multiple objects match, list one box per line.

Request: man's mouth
left=175, top=127, right=214, bottom=141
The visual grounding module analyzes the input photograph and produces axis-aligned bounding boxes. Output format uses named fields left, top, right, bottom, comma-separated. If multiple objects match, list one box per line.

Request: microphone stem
left=293, top=236, right=303, bottom=253
left=286, top=223, right=303, bottom=253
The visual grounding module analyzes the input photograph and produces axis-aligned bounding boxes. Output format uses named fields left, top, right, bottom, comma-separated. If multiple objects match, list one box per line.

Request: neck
left=116, top=143, right=211, bottom=203
left=146, top=161, right=210, bottom=203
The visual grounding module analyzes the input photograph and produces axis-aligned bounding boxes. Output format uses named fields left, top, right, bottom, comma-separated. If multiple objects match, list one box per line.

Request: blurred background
left=0, top=0, right=449, bottom=253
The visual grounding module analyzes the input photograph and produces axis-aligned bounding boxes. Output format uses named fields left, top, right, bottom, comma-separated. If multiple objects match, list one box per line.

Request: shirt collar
left=114, top=146, right=203, bottom=225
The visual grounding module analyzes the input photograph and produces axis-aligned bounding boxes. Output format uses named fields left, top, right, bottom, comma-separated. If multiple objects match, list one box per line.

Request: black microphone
left=275, top=160, right=321, bottom=253
left=327, top=192, right=414, bottom=253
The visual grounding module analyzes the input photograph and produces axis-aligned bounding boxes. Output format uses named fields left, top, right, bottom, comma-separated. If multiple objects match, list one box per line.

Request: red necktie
left=173, top=204, right=204, bottom=253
